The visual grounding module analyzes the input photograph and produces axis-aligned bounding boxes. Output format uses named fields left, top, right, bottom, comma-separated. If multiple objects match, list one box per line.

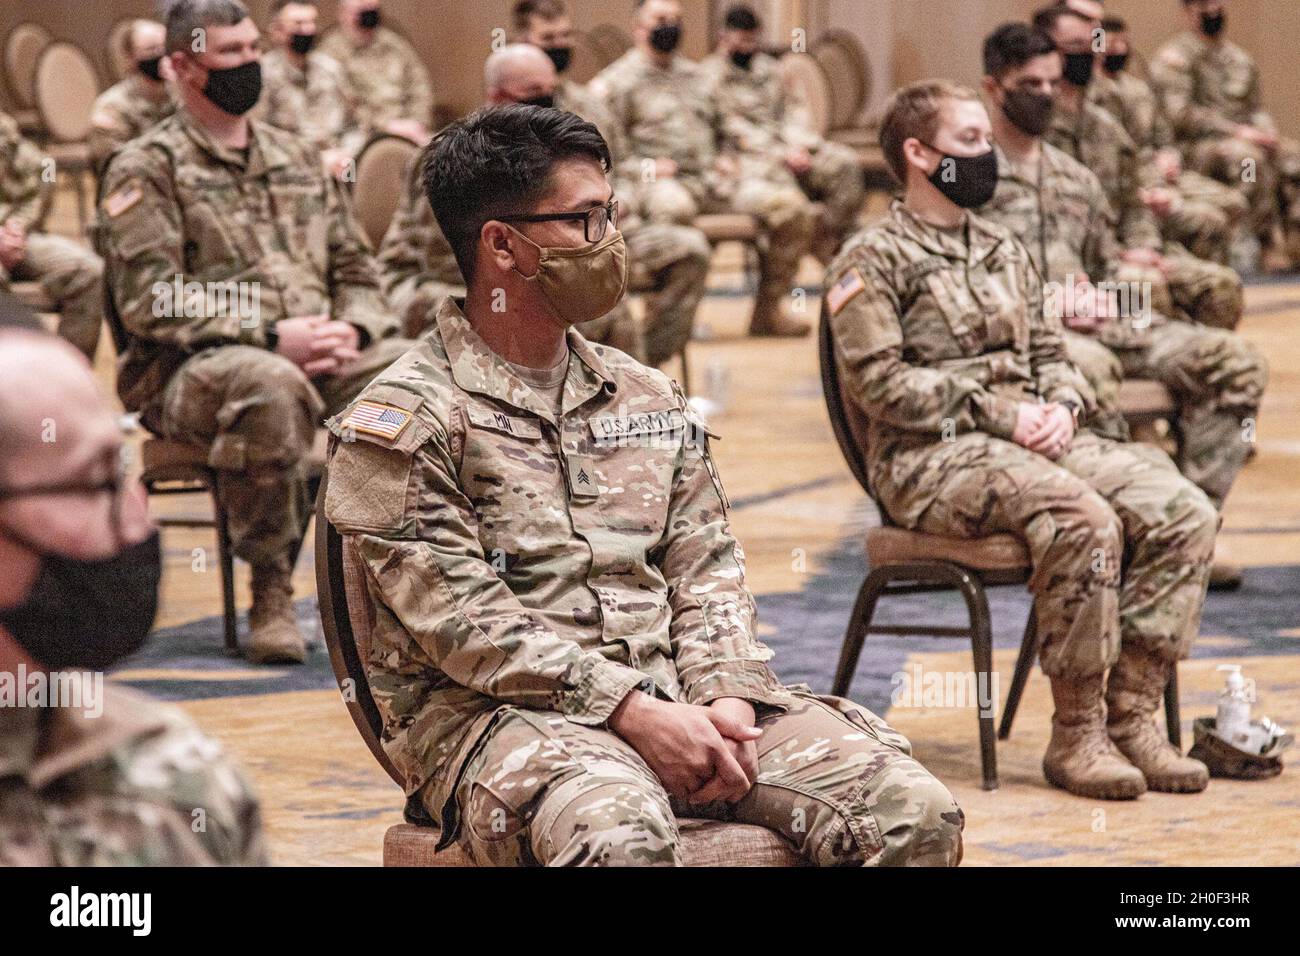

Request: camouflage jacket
left=88, top=76, right=174, bottom=176
left=98, top=108, right=397, bottom=413
left=1090, top=69, right=1174, bottom=159
left=1046, top=98, right=1162, bottom=251
left=324, top=297, right=788, bottom=843
left=258, top=48, right=362, bottom=156
left=318, top=26, right=433, bottom=136
left=0, top=111, right=50, bottom=232
left=698, top=50, right=823, bottom=156
left=825, top=202, right=1093, bottom=526
left=1149, top=32, right=1272, bottom=145
left=376, top=157, right=464, bottom=326
left=0, top=682, right=266, bottom=866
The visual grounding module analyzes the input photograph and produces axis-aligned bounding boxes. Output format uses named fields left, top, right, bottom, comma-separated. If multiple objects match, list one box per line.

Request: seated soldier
left=259, top=0, right=361, bottom=179
left=89, top=18, right=175, bottom=176
left=318, top=0, right=433, bottom=145
left=827, top=80, right=1218, bottom=800
left=702, top=3, right=865, bottom=264
left=0, top=296, right=266, bottom=866
left=99, top=0, right=410, bottom=665
left=1150, top=0, right=1300, bottom=270
left=591, top=0, right=816, bottom=338
left=379, top=43, right=709, bottom=368
left=326, top=104, right=964, bottom=867
left=0, top=112, right=105, bottom=362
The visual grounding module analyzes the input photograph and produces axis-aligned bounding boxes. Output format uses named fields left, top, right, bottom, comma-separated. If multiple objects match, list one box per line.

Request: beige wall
left=2, top=0, right=1296, bottom=134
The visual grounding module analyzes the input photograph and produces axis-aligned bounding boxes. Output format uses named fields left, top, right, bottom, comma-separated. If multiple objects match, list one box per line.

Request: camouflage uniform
left=591, top=49, right=815, bottom=323
left=1047, top=98, right=1243, bottom=331
left=979, top=142, right=1266, bottom=507
left=323, top=296, right=963, bottom=866
left=88, top=75, right=174, bottom=175
left=1089, top=70, right=1247, bottom=265
left=318, top=26, right=433, bottom=138
left=825, top=201, right=1218, bottom=680
left=700, top=51, right=864, bottom=263
left=258, top=48, right=363, bottom=157
left=0, top=112, right=105, bottom=361
left=0, top=682, right=266, bottom=865
left=1149, top=31, right=1300, bottom=252
left=98, top=109, right=407, bottom=571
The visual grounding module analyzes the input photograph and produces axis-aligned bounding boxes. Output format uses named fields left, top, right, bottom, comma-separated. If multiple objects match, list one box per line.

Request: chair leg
left=999, top=603, right=1039, bottom=741
left=954, top=571, right=998, bottom=791
left=214, top=497, right=239, bottom=656
left=1164, top=665, right=1181, bottom=749
left=831, top=569, right=888, bottom=697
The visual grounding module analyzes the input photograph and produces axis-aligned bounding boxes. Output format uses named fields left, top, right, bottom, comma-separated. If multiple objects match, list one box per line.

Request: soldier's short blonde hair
left=879, top=80, right=981, bottom=185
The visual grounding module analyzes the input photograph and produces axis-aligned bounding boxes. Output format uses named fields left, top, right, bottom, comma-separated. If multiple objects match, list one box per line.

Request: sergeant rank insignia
left=341, top=401, right=413, bottom=441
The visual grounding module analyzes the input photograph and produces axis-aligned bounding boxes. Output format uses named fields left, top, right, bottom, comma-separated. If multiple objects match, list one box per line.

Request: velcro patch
left=466, top=406, right=542, bottom=440
left=340, top=401, right=413, bottom=442
left=901, top=256, right=949, bottom=286
left=826, top=267, right=866, bottom=316
left=103, top=179, right=144, bottom=218
left=567, top=454, right=599, bottom=498
left=589, top=409, right=685, bottom=443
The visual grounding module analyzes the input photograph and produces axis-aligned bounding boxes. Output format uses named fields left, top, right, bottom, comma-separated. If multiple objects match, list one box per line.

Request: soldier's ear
left=481, top=221, right=520, bottom=274
left=902, top=137, right=934, bottom=176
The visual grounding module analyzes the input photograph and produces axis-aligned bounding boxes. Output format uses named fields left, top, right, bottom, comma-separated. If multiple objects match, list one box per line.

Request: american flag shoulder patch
left=340, top=401, right=413, bottom=441
left=103, top=179, right=144, bottom=218
left=826, top=267, right=866, bottom=317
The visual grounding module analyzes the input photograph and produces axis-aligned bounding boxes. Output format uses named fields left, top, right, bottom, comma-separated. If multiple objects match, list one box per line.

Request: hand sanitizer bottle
left=1215, top=665, right=1252, bottom=747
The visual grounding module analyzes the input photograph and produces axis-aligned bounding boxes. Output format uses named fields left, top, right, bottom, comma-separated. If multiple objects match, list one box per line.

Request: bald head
left=484, top=43, right=557, bottom=104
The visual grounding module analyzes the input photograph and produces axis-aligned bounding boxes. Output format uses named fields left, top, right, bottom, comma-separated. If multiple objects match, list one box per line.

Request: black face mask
left=358, top=8, right=381, bottom=30
left=649, top=23, right=681, bottom=54
left=1104, top=52, right=1129, bottom=74
left=519, top=93, right=555, bottom=110
left=921, top=144, right=999, bottom=209
left=1201, top=11, right=1225, bottom=37
left=137, top=56, right=164, bottom=82
left=201, top=59, right=262, bottom=116
left=543, top=46, right=571, bottom=74
left=0, top=530, right=161, bottom=671
left=1061, top=51, right=1094, bottom=87
left=730, top=50, right=755, bottom=70
left=290, top=33, right=317, bottom=55
left=1001, top=87, right=1056, bottom=136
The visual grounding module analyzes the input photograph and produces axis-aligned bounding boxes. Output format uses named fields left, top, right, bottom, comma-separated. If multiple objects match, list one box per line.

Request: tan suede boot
left=1106, top=647, right=1209, bottom=793
left=1043, top=674, right=1147, bottom=799
left=247, top=563, right=307, bottom=665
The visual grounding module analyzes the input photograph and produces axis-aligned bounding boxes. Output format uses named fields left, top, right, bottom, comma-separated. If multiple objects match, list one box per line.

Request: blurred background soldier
left=0, top=297, right=267, bottom=866
left=702, top=3, right=865, bottom=264
left=591, top=0, right=815, bottom=338
left=319, top=0, right=432, bottom=145
left=89, top=18, right=174, bottom=176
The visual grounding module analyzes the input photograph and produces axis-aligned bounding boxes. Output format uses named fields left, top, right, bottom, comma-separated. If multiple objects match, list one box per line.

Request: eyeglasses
left=0, top=445, right=132, bottom=542
left=499, top=199, right=619, bottom=243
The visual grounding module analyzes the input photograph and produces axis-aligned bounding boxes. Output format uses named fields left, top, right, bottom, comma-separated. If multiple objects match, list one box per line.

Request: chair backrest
left=812, top=30, right=871, bottom=130
left=779, top=52, right=831, bottom=138
left=4, top=22, right=52, bottom=110
left=106, top=18, right=136, bottom=83
left=352, top=132, right=420, bottom=249
left=314, top=467, right=405, bottom=788
left=817, top=299, right=875, bottom=500
left=34, top=42, right=100, bottom=143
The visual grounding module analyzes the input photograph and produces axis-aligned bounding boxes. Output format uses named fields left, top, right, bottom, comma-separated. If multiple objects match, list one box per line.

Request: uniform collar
left=888, top=200, right=1003, bottom=265
left=434, top=297, right=616, bottom=424
left=176, top=107, right=292, bottom=176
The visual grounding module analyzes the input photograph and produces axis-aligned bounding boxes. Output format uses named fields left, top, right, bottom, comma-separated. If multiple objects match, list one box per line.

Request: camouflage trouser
left=624, top=220, right=710, bottom=368
left=1114, top=319, right=1267, bottom=507
left=900, top=429, right=1218, bottom=678
left=796, top=141, right=865, bottom=263
left=1164, top=169, right=1249, bottom=264
left=446, top=691, right=963, bottom=867
left=637, top=174, right=815, bottom=313
left=1064, top=330, right=1129, bottom=442
left=149, top=337, right=412, bottom=569
left=1163, top=244, right=1243, bottom=330
left=1189, top=133, right=1300, bottom=243
left=1, top=233, right=104, bottom=361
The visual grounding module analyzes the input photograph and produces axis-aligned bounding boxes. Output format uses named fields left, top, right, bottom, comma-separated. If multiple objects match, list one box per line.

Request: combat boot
left=1106, top=646, right=1209, bottom=793
left=1043, top=674, right=1147, bottom=800
left=247, top=563, right=307, bottom=665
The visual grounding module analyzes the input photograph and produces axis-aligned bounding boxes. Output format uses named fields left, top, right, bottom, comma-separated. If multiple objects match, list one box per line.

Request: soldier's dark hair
left=164, top=0, right=251, bottom=55
left=512, top=0, right=568, bottom=33
left=983, top=22, right=1058, bottom=78
left=271, top=0, right=317, bottom=15
left=1101, top=16, right=1127, bottom=33
left=1032, top=4, right=1090, bottom=36
left=724, top=5, right=760, bottom=31
left=421, top=104, right=612, bottom=282
left=879, top=79, right=981, bottom=184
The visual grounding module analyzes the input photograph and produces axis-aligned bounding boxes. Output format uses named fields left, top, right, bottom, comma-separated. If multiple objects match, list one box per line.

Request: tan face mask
left=507, top=227, right=629, bottom=326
